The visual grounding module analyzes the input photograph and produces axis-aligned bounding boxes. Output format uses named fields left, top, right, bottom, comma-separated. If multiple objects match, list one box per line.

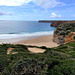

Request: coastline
left=14, top=35, right=58, bottom=48
left=0, top=34, right=58, bottom=48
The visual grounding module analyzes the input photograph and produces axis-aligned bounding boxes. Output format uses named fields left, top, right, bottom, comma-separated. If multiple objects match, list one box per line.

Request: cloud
left=51, top=13, right=61, bottom=18
left=0, top=0, right=31, bottom=6
left=0, top=0, right=65, bottom=8
left=33, top=9, right=38, bottom=12
left=32, top=0, right=64, bottom=8
left=0, top=10, right=13, bottom=16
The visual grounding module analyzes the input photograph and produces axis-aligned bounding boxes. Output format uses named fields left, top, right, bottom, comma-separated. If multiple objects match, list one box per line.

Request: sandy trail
left=28, top=48, right=46, bottom=53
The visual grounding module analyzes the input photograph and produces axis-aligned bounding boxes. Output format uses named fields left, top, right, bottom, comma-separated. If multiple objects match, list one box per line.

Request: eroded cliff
left=53, top=22, right=75, bottom=45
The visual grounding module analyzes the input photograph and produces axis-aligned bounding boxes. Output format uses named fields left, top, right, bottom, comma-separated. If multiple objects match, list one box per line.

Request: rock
left=53, top=22, right=75, bottom=45
left=51, top=21, right=67, bottom=27
left=65, top=32, right=75, bottom=44
left=53, top=32, right=75, bottom=45
left=53, top=33, right=64, bottom=45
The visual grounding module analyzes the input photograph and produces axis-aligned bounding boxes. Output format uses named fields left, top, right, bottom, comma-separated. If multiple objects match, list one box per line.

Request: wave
left=0, top=31, right=54, bottom=39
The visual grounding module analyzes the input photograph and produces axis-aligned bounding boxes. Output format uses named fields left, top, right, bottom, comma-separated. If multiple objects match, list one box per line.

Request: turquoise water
left=0, top=21, right=55, bottom=39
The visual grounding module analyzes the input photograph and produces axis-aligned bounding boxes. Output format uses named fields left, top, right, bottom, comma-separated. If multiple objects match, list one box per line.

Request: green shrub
left=11, top=59, right=43, bottom=75
left=0, top=43, right=74, bottom=75
left=74, top=36, right=75, bottom=40
left=54, top=22, right=75, bottom=36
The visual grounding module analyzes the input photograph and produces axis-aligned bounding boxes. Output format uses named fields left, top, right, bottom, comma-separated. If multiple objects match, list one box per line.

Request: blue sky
left=0, top=0, right=75, bottom=21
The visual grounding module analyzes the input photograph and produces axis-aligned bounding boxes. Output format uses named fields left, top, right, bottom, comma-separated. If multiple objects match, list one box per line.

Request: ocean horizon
left=0, top=21, right=55, bottom=39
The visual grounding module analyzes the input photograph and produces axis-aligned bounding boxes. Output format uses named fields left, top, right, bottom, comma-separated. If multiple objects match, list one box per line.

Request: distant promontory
left=39, top=20, right=75, bottom=27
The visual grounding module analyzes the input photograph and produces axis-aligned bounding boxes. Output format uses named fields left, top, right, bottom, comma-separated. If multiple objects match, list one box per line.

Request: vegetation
left=54, top=22, right=75, bottom=36
left=74, top=36, right=75, bottom=40
left=0, top=42, right=75, bottom=75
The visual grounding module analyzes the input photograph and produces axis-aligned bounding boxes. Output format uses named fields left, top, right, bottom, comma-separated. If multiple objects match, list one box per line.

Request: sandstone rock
left=64, top=32, right=75, bottom=44
left=53, top=32, right=75, bottom=45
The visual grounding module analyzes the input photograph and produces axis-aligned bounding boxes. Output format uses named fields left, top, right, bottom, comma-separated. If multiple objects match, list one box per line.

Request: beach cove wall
left=53, top=22, right=75, bottom=45
left=39, top=20, right=75, bottom=45
left=39, top=20, right=75, bottom=44
left=53, top=32, right=75, bottom=45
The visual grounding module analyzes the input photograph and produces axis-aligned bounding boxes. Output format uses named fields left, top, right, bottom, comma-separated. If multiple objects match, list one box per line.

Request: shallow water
left=0, top=21, right=55, bottom=39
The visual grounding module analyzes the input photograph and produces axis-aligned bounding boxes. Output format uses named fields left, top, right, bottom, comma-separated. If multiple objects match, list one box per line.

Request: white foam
left=0, top=31, right=54, bottom=39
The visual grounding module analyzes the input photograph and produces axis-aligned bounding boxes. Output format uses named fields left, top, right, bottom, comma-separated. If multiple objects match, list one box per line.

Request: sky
left=0, top=0, right=75, bottom=21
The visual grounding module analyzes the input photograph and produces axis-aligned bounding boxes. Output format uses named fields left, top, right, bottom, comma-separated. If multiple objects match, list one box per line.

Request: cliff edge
left=53, top=22, right=75, bottom=45
left=39, top=20, right=75, bottom=27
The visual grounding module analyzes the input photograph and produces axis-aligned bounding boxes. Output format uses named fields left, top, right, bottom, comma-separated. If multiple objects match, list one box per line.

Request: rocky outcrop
left=50, top=21, right=68, bottom=27
left=53, top=22, right=75, bottom=45
left=53, top=31, right=65, bottom=45
left=65, top=32, right=75, bottom=44
left=39, top=20, right=75, bottom=45
left=39, top=20, right=51, bottom=23
left=53, top=32, right=75, bottom=45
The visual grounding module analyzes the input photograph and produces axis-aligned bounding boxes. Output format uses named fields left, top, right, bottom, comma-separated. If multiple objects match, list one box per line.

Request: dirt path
left=28, top=48, right=46, bottom=53
left=7, top=48, right=14, bottom=55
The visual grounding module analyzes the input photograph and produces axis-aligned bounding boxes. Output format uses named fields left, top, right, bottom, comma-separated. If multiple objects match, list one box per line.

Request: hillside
left=51, top=21, right=75, bottom=27
left=0, top=42, right=75, bottom=75
left=53, top=22, right=75, bottom=45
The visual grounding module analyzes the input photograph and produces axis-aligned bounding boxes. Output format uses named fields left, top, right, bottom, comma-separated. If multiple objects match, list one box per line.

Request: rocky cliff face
left=51, top=21, right=75, bottom=27
left=39, top=20, right=75, bottom=45
left=53, top=22, right=75, bottom=45
left=50, top=21, right=68, bottom=27
left=65, top=32, right=75, bottom=44
left=53, top=32, right=75, bottom=45
left=53, top=31, right=65, bottom=45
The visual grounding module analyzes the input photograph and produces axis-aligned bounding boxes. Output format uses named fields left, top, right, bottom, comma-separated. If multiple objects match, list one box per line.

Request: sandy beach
left=0, top=35, right=58, bottom=48
left=14, top=35, right=58, bottom=48
left=0, top=35, right=58, bottom=53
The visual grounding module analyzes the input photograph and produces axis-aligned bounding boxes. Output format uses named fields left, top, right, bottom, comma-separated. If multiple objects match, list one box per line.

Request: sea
left=0, top=21, right=55, bottom=39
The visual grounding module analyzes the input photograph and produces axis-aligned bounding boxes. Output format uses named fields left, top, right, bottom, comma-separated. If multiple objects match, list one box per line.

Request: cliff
left=39, top=20, right=51, bottom=23
left=53, top=22, right=75, bottom=45
left=39, top=20, right=75, bottom=45
left=50, top=21, right=68, bottom=27
left=65, top=32, right=75, bottom=44
left=39, top=20, right=75, bottom=27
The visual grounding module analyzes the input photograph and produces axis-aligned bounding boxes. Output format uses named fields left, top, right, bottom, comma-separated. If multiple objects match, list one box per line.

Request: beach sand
left=0, top=35, right=58, bottom=53
left=15, top=35, right=58, bottom=48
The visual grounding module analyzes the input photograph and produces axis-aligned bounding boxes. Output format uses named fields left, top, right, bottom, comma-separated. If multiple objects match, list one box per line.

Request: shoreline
left=0, top=34, right=58, bottom=48
left=0, top=34, right=52, bottom=44
left=14, top=35, right=58, bottom=48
